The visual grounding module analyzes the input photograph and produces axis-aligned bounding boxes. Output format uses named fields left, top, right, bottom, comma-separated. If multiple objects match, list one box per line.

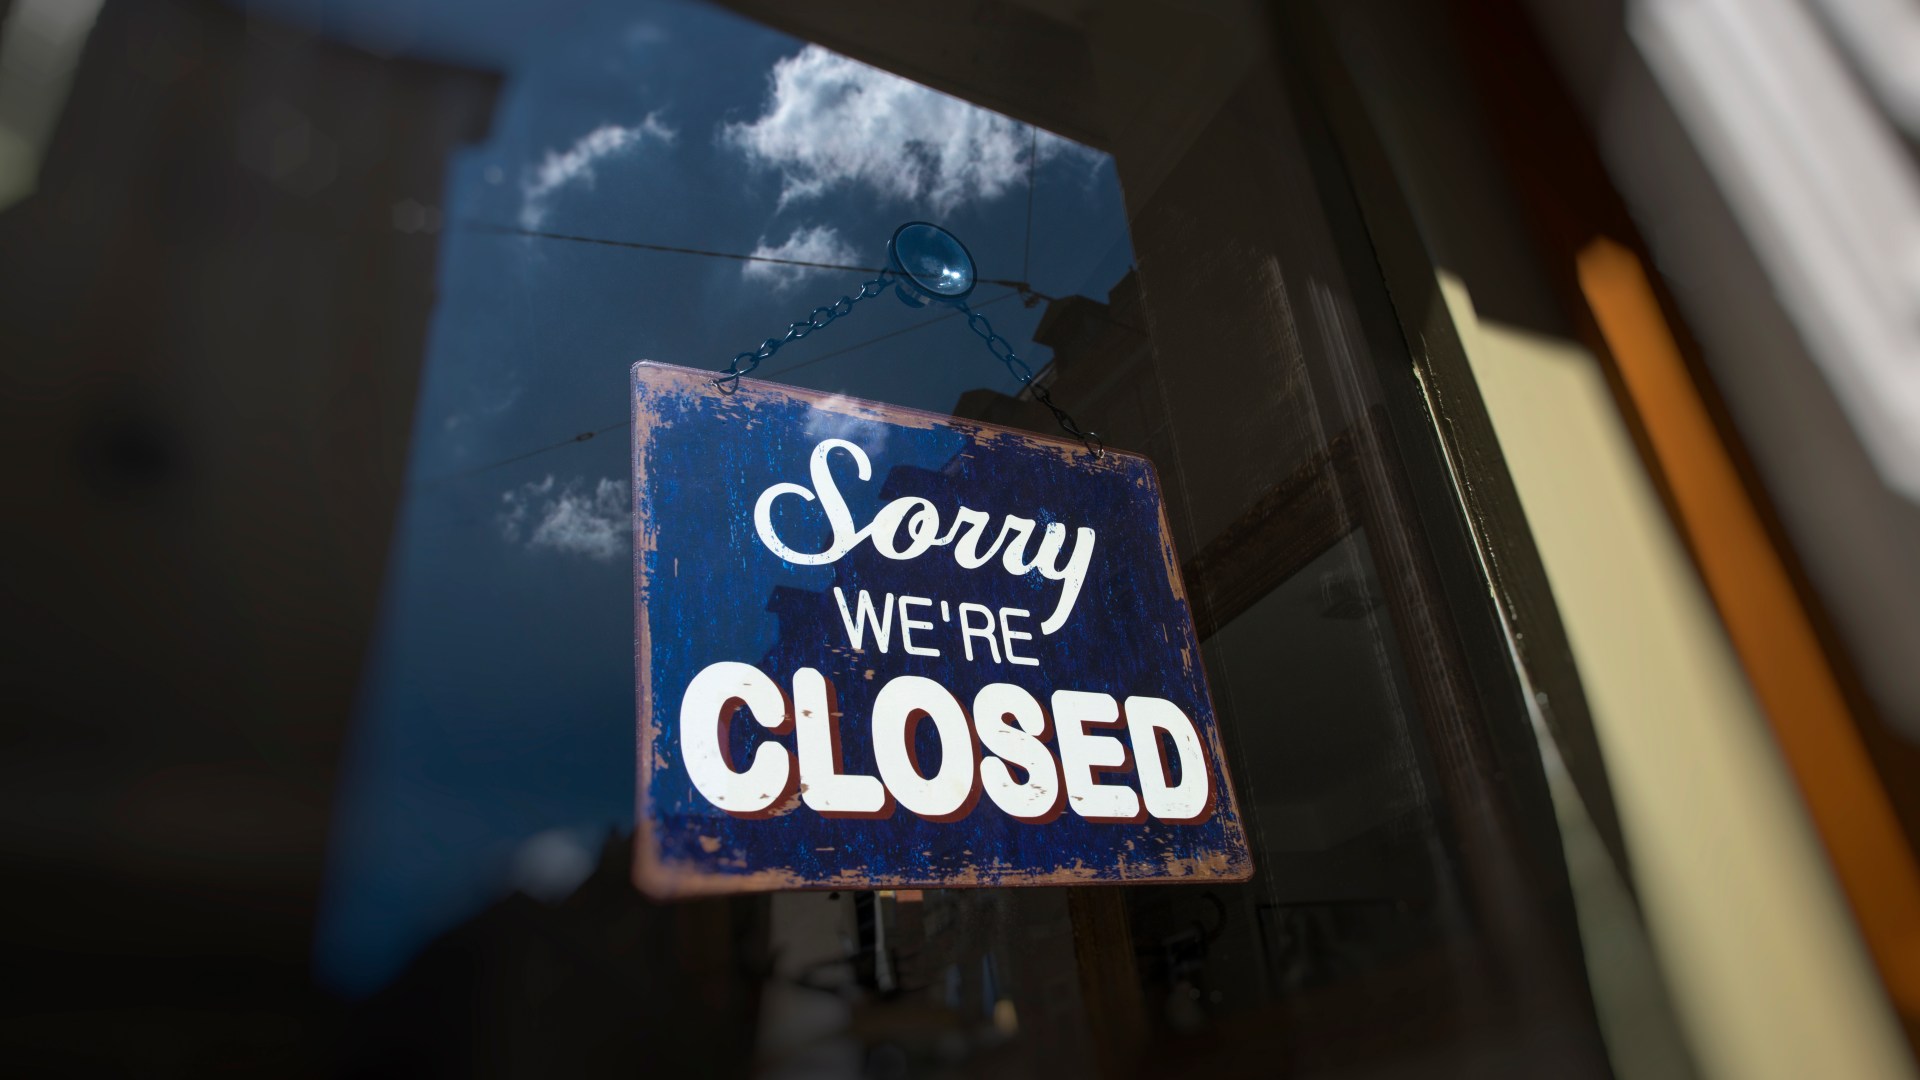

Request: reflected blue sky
left=303, top=0, right=1134, bottom=996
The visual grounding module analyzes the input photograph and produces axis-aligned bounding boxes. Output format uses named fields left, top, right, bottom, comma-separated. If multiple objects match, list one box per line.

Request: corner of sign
left=1224, top=849, right=1257, bottom=884
left=630, top=846, right=686, bottom=903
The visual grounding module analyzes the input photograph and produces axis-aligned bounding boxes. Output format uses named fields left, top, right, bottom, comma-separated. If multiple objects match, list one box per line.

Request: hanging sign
left=631, top=361, right=1251, bottom=896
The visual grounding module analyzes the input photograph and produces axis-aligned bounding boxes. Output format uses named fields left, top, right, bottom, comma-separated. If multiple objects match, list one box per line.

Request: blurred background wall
left=0, top=0, right=497, bottom=1068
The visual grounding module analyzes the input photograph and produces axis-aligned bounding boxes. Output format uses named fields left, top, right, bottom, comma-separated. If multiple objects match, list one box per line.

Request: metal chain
left=716, top=271, right=1102, bottom=456
left=715, top=272, right=894, bottom=393
left=960, top=301, right=1104, bottom=456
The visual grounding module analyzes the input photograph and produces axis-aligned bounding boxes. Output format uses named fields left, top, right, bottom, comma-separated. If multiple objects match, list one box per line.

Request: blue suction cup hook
left=716, top=220, right=1100, bottom=455
left=888, top=221, right=976, bottom=307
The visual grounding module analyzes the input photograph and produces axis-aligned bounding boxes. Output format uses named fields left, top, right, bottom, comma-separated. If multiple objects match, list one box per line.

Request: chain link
left=716, top=271, right=1102, bottom=457
left=714, top=272, right=894, bottom=393
left=962, top=303, right=1103, bottom=456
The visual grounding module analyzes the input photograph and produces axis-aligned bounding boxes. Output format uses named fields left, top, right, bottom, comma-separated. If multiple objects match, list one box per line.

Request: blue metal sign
left=632, top=362, right=1251, bottom=896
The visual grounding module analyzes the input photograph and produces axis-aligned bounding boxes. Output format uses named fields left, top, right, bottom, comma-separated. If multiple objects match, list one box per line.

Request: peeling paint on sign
left=631, top=361, right=1251, bottom=897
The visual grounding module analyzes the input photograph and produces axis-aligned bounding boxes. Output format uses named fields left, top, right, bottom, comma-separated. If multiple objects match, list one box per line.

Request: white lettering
left=677, top=664, right=1212, bottom=825
left=897, top=595, right=939, bottom=657
left=793, top=667, right=889, bottom=816
left=941, top=507, right=1004, bottom=568
left=957, top=603, right=1000, bottom=663
left=1039, top=528, right=1095, bottom=635
left=872, top=675, right=978, bottom=820
left=973, top=683, right=1062, bottom=822
left=833, top=587, right=894, bottom=653
left=752, top=439, right=869, bottom=565
left=680, top=661, right=795, bottom=816
left=753, top=438, right=1098, bottom=636
left=867, top=496, right=943, bottom=560
left=1124, top=696, right=1213, bottom=823
left=999, top=607, right=1039, bottom=667
left=1052, top=689, right=1142, bottom=822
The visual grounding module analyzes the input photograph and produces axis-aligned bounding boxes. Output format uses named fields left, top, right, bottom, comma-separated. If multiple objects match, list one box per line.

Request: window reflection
left=316, top=0, right=1614, bottom=1075
left=318, top=0, right=1132, bottom=1003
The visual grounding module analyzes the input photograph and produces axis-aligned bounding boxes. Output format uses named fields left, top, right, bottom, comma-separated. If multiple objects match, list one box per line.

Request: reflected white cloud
left=520, top=114, right=675, bottom=228
left=804, top=395, right=887, bottom=458
left=498, top=475, right=629, bottom=561
left=508, top=829, right=597, bottom=903
left=742, top=223, right=860, bottom=292
left=722, top=45, right=1091, bottom=212
left=623, top=22, right=668, bottom=47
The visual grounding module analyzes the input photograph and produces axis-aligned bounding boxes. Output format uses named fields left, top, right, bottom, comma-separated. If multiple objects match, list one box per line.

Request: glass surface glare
left=891, top=221, right=976, bottom=300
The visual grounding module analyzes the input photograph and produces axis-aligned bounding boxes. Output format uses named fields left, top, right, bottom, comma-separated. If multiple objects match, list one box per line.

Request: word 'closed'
left=681, top=661, right=1215, bottom=824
